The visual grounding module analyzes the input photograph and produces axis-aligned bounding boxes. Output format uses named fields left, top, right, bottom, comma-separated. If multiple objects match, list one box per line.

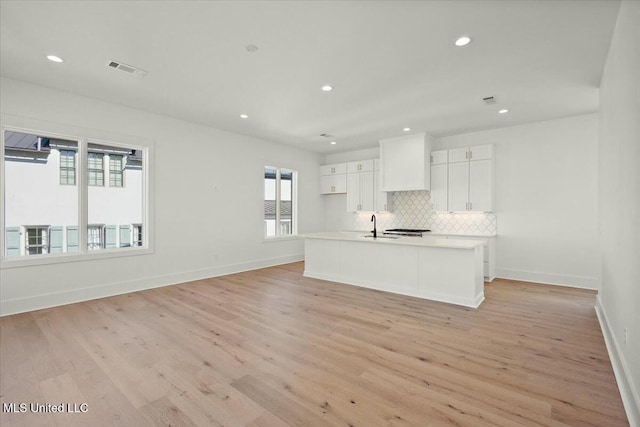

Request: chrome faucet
left=371, top=214, right=377, bottom=238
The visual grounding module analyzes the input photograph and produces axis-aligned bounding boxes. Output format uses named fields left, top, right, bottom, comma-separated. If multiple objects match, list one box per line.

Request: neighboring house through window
left=264, top=166, right=296, bottom=238
left=3, top=129, right=149, bottom=261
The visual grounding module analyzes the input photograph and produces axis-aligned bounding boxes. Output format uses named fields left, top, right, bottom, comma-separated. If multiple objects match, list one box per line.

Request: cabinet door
left=346, top=173, right=361, bottom=211
left=469, top=145, right=493, bottom=161
left=448, top=161, right=469, bottom=212
left=469, top=159, right=492, bottom=211
left=360, top=171, right=375, bottom=211
left=320, top=174, right=346, bottom=194
left=448, top=147, right=469, bottom=163
left=320, top=163, right=347, bottom=175
left=430, top=150, right=448, bottom=165
left=430, top=163, right=448, bottom=212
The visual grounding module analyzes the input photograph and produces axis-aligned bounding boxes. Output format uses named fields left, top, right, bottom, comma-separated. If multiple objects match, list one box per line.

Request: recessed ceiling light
left=403, top=127, right=411, bottom=132
left=330, top=141, right=337, bottom=145
left=240, top=114, right=249, bottom=119
left=322, top=85, right=333, bottom=92
left=498, top=109, right=509, bottom=114
left=46, top=55, right=63, bottom=63
left=455, top=36, right=471, bottom=47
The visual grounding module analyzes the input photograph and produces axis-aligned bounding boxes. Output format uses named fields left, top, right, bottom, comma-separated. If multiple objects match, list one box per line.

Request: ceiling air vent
left=482, top=96, right=497, bottom=105
left=107, top=60, right=148, bottom=78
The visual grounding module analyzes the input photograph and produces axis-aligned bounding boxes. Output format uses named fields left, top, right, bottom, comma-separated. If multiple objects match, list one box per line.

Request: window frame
left=1, top=119, right=154, bottom=269
left=87, top=151, right=105, bottom=186
left=87, top=224, right=105, bottom=251
left=59, top=149, right=76, bottom=185
left=25, top=226, right=50, bottom=255
left=263, top=165, right=298, bottom=240
left=109, top=154, right=124, bottom=187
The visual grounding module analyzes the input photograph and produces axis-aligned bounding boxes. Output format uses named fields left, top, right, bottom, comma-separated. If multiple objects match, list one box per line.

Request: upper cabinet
left=346, top=160, right=375, bottom=211
left=320, top=162, right=347, bottom=194
left=342, top=159, right=392, bottom=212
left=447, top=145, right=494, bottom=212
left=429, top=150, right=448, bottom=212
left=379, top=132, right=434, bottom=191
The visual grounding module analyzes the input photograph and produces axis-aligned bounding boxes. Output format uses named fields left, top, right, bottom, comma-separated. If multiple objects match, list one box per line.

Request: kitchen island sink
left=301, top=231, right=485, bottom=308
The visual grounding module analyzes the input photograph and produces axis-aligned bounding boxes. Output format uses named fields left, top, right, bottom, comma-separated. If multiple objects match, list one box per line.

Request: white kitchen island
left=302, top=232, right=485, bottom=308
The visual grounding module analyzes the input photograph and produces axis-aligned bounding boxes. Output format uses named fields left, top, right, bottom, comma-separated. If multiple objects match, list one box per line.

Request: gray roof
left=4, top=131, right=40, bottom=150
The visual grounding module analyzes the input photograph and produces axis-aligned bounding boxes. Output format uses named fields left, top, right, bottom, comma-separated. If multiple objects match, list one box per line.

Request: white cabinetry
left=320, top=163, right=347, bottom=194
left=379, top=132, right=434, bottom=191
left=447, top=145, right=493, bottom=212
left=430, top=234, right=496, bottom=281
left=430, top=150, right=448, bottom=212
left=345, top=159, right=392, bottom=212
left=346, top=160, right=375, bottom=212
left=374, top=159, right=392, bottom=212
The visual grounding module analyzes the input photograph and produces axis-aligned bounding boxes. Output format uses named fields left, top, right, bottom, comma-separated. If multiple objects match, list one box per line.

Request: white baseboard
left=0, top=254, right=304, bottom=316
left=495, top=268, right=598, bottom=290
left=595, top=295, right=640, bottom=427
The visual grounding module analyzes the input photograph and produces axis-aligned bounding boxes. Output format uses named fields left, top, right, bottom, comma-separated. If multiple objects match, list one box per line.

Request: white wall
left=435, top=113, right=600, bottom=289
left=0, top=77, right=325, bottom=315
left=597, top=1, right=640, bottom=424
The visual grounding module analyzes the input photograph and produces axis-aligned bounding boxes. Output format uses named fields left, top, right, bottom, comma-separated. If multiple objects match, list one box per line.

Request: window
left=26, top=226, right=49, bottom=255
left=264, top=166, right=296, bottom=238
left=133, top=224, right=143, bottom=247
left=88, top=152, right=104, bottom=186
left=109, top=154, right=123, bottom=187
left=87, top=225, right=104, bottom=251
left=2, top=128, right=150, bottom=263
left=59, top=150, right=76, bottom=185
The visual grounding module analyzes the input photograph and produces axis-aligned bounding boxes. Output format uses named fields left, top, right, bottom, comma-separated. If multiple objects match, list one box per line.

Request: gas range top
left=383, top=228, right=431, bottom=237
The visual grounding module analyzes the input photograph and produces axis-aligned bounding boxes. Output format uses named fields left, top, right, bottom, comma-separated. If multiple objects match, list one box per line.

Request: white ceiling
left=0, top=1, right=620, bottom=153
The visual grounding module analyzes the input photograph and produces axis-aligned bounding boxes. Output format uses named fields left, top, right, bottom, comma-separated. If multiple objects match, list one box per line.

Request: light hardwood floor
left=0, top=262, right=629, bottom=426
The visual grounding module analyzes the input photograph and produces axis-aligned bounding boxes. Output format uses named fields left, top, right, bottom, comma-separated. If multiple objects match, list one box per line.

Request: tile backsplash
left=348, top=190, right=497, bottom=235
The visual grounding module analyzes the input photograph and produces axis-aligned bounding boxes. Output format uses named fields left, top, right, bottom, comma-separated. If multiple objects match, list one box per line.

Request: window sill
left=0, top=246, right=153, bottom=269
left=262, top=235, right=300, bottom=243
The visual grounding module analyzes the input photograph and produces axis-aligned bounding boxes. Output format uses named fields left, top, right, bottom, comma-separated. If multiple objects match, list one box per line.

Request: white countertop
left=301, top=231, right=485, bottom=249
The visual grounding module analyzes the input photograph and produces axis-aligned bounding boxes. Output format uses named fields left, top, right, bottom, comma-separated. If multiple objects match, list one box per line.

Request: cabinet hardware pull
left=469, top=202, right=472, bottom=210
left=469, top=151, right=472, bottom=160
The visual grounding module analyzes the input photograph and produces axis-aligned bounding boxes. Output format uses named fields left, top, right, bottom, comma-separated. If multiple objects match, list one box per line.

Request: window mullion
left=275, top=169, right=281, bottom=236
left=78, top=139, right=88, bottom=253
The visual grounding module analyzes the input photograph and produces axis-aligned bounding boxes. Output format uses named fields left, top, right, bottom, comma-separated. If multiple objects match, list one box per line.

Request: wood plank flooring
left=0, top=262, right=629, bottom=426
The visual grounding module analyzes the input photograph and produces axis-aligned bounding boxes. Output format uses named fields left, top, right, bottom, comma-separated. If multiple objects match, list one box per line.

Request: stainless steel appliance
left=383, top=228, right=431, bottom=237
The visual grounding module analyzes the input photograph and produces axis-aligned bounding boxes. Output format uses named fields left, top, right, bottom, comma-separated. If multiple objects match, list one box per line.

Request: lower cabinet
left=431, top=234, right=496, bottom=281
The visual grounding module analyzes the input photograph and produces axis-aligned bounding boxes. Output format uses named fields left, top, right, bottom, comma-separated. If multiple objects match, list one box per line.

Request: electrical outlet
left=213, top=253, right=219, bottom=262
